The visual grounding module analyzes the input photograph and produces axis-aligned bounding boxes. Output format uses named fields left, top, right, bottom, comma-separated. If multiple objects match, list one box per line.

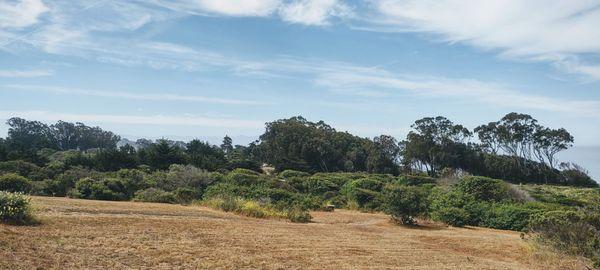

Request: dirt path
left=0, top=196, right=587, bottom=269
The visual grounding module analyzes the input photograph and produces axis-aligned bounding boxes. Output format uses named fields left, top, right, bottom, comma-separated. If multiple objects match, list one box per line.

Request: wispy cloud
left=0, top=69, right=52, bottom=78
left=279, top=0, right=352, bottom=26
left=3, top=84, right=266, bottom=106
left=315, top=69, right=600, bottom=117
left=365, top=0, right=600, bottom=80
left=0, top=110, right=265, bottom=129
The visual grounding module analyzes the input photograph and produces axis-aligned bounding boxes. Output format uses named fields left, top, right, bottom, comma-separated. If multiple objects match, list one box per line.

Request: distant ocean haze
left=558, top=145, right=600, bottom=183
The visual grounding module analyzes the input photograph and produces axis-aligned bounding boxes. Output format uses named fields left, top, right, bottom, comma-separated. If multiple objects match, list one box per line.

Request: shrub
left=432, top=207, right=470, bottom=227
left=279, top=170, right=310, bottom=178
left=0, top=173, right=32, bottom=193
left=166, top=164, right=216, bottom=191
left=225, top=171, right=261, bottom=186
left=203, top=182, right=249, bottom=200
left=456, top=176, right=510, bottom=202
left=562, top=169, right=598, bottom=187
left=346, top=188, right=382, bottom=210
left=383, top=185, right=429, bottom=225
left=203, top=196, right=310, bottom=222
left=133, top=188, right=176, bottom=203
left=428, top=189, right=482, bottom=226
left=231, top=168, right=260, bottom=175
left=0, top=160, right=47, bottom=181
left=480, top=203, right=536, bottom=231
left=303, top=177, right=339, bottom=196
left=286, top=207, right=312, bottom=223
left=73, top=177, right=128, bottom=201
left=174, top=187, right=198, bottom=204
left=0, top=191, right=36, bottom=225
left=529, top=210, right=600, bottom=267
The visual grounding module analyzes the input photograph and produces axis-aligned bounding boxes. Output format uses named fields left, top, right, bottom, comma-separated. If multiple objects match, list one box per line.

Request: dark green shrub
left=225, top=171, right=261, bottom=186
left=0, top=160, right=47, bottom=181
left=0, top=191, right=36, bottom=225
left=279, top=170, right=310, bottom=178
left=428, top=188, right=481, bottom=226
left=456, top=176, right=510, bottom=202
left=133, top=188, right=176, bottom=203
left=174, top=187, right=198, bottom=203
left=432, top=207, right=470, bottom=227
left=562, top=169, right=598, bottom=187
left=480, top=203, right=536, bottom=231
left=345, top=187, right=382, bottom=210
left=383, top=185, right=429, bottom=225
left=303, top=177, right=339, bottom=196
left=0, top=173, right=32, bottom=193
left=73, top=177, right=127, bottom=201
left=231, top=168, right=260, bottom=175
left=203, top=182, right=250, bottom=199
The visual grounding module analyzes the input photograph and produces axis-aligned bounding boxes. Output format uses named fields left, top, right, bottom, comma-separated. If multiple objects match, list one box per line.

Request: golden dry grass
left=0, top=196, right=590, bottom=269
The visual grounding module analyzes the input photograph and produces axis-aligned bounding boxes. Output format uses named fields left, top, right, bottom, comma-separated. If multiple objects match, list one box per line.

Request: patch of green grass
left=201, top=196, right=312, bottom=223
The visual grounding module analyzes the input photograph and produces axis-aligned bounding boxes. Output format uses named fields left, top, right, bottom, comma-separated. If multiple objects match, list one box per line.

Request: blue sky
left=1, top=0, right=600, bottom=178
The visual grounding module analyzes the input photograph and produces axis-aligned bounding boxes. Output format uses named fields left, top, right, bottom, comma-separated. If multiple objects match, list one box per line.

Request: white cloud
left=0, top=69, right=52, bottom=78
left=369, top=0, right=600, bottom=79
left=197, top=0, right=281, bottom=17
left=0, top=0, right=48, bottom=29
left=279, top=0, right=351, bottom=26
left=4, top=84, right=266, bottom=105
left=0, top=110, right=264, bottom=129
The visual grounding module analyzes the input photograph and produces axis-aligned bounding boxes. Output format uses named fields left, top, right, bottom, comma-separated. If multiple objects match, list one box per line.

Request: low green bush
left=0, top=191, right=36, bottom=225
left=174, top=187, right=198, bottom=204
left=0, top=173, right=32, bottom=193
left=202, top=196, right=311, bottom=223
left=0, top=160, right=48, bottom=181
left=279, top=170, right=310, bottom=178
left=432, top=207, right=470, bottom=227
left=456, top=176, right=511, bottom=202
left=480, top=203, right=536, bottom=231
left=383, top=185, right=429, bottom=225
left=529, top=210, right=600, bottom=267
left=133, top=188, right=176, bottom=203
left=72, top=177, right=128, bottom=201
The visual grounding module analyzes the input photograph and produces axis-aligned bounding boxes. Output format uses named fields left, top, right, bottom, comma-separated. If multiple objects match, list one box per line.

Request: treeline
left=0, top=113, right=596, bottom=187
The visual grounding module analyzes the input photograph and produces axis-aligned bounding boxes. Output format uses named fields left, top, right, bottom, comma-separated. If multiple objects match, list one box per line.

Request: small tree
left=383, top=185, right=429, bottom=225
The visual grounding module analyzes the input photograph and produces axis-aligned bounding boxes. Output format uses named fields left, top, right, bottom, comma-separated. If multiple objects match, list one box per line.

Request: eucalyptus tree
left=401, top=116, right=472, bottom=176
left=533, top=128, right=573, bottom=169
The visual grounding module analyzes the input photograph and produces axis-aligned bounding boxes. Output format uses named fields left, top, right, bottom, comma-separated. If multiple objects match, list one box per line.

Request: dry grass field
left=0, top=196, right=589, bottom=269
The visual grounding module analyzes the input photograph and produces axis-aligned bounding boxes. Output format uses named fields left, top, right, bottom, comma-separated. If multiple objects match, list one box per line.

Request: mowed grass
left=0, top=197, right=588, bottom=269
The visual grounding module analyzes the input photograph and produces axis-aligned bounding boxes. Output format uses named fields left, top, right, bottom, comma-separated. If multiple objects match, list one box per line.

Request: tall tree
left=533, top=128, right=573, bottom=169
left=143, top=139, right=185, bottom=170
left=187, top=139, right=226, bottom=171
left=495, top=113, right=539, bottom=160
left=401, top=116, right=471, bottom=176
left=220, top=135, right=234, bottom=156
left=6, top=117, right=56, bottom=152
left=51, top=121, right=79, bottom=150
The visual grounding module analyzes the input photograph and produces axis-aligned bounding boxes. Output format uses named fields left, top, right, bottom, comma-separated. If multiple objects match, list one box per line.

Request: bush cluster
left=0, top=191, right=36, bottom=225
left=0, top=173, right=32, bottom=193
